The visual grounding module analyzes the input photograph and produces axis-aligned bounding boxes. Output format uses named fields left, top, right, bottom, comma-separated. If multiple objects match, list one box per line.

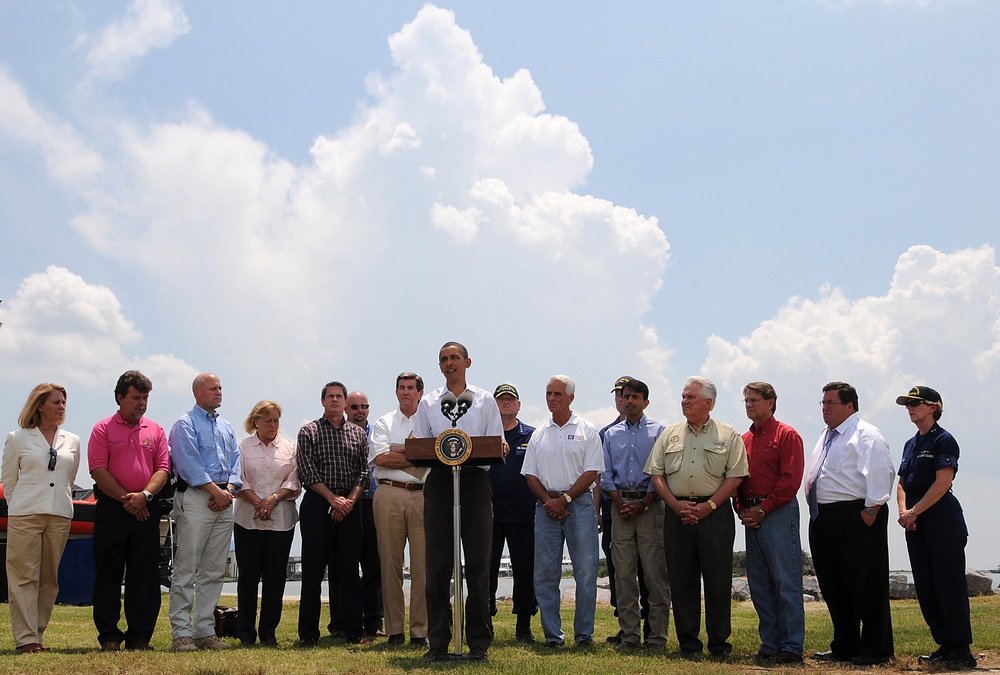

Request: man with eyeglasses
left=805, top=381, right=895, bottom=667
left=326, top=391, right=383, bottom=639
left=644, top=376, right=747, bottom=659
left=736, top=382, right=805, bottom=664
left=88, top=370, right=170, bottom=652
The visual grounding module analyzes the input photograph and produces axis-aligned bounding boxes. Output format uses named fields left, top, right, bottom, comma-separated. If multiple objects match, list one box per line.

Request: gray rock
left=731, top=577, right=751, bottom=601
left=802, top=576, right=822, bottom=600
left=889, top=576, right=916, bottom=600
left=967, top=569, right=995, bottom=597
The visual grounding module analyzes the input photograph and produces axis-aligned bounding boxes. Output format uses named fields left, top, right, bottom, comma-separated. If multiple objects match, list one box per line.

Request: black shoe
left=606, top=629, right=624, bottom=644
left=100, top=641, right=121, bottom=652
left=775, top=650, right=803, bottom=664
left=239, top=638, right=256, bottom=647
left=259, top=637, right=279, bottom=648
left=576, top=637, right=594, bottom=647
left=386, top=633, right=404, bottom=646
left=917, top=647, right=946, bottom=663
left=297, top=639, right=318, bottom=649
left=812, top=649, right=851, bottom=662
left=516, top=631, right=536, bottom=643
left=328, top=629, right=345, bottom=639
left=545, top=640, right=562, bottom=648
left=754, top=649, right=776, bottom=664
left=674, top=647, right=702, bottom=660
left=124, top=642, right=153, bottom=651
left=468, top=646, right=488, bottom=661
left=410, top=636, right=428, bottom=647
left=709, top=648, right=731, bottom=659
left=423, top=648, right=447, bottom=660
left=851, top=655, right=890, bottom=666
left=942, top=650, right=978, bottom=669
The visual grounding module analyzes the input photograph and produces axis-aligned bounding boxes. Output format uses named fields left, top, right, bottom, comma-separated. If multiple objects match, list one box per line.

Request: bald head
left=193, top=373, right=223, bottom=412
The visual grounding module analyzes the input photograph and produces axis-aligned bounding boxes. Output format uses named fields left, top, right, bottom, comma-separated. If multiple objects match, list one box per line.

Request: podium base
left=432, top=652, right=487, bottom=662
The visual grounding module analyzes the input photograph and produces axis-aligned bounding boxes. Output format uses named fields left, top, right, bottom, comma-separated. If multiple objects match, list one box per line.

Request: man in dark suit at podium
left=413, top=342, right=504, bottom=661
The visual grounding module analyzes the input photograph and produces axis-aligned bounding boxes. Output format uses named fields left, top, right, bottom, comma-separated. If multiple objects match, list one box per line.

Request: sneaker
left=193, top=634, right=230, bottom=650
left=171, top=636, right=197, bottom=652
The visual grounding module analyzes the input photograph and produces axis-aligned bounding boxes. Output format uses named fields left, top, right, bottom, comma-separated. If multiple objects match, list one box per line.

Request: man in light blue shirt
left=168, top=373, right=242, bottom=652
left=601, top=378, right=671, bottom=650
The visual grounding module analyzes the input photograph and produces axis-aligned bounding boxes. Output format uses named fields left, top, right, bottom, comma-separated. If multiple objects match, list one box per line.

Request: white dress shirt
left=413, top=384, right=503, bottom=473
left=369, top=408, right=429, bottom=484
left=804, top=412, right=895, bottom=508
left=522, top=413, right=604, bottom=492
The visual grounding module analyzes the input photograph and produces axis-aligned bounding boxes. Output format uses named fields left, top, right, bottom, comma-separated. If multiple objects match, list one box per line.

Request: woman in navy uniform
left=895, top=386, right=976, bottom=670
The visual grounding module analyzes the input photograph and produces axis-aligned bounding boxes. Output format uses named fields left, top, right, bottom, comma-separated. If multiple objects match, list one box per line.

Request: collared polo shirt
left=522, top=413, right=603, bottom=492
left=89, top=412, right=170, bottom=492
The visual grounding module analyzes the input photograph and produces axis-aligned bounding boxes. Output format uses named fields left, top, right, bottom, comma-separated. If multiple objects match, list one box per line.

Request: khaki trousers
left=6, top=513, right=71, bottom=647
left=611, top=500, right=671, bottom=646
left=373, top=484, right=427, bottom=638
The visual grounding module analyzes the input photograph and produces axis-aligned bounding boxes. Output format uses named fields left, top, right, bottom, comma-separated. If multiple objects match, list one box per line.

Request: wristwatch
left=142, top=490, right=153, bottom=502
left=756, top=508, right=766, bottom=520
left=865, top=506, right=878, bottom=516
left=563, top=493, right=573, bottom=504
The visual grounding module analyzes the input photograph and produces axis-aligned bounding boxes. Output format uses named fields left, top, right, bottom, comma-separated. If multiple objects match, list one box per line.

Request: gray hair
left=548, top=375, right=576, bottom=396
left=685, top=376, right=717, bottom=402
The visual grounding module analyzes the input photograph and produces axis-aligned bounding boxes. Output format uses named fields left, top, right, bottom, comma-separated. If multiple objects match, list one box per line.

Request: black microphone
left=440, top=392, right=458, bottom=417
left=455, top=391, right=474, bottom=418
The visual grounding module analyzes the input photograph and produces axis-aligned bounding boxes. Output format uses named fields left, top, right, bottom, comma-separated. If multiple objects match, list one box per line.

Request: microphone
left=456, top=391, right=474, bottom=418
left=440, top=392, right=458, bottom=417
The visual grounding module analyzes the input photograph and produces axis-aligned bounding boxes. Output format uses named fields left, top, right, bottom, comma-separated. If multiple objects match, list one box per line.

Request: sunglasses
left=349, top=404, right=370, bottom=410
left=48, top=447, right=57, bottom=471
left=904, top=400, right=927, bottom=408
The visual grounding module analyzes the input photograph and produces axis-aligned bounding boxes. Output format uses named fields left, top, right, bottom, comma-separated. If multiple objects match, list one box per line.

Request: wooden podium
left=404, top=434, right=504, bottom=659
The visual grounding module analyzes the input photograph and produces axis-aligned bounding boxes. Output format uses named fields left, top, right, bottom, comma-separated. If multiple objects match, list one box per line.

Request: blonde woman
left=2, top=383, right=81, bottom=654
left=233, top=400, right=300, bottom=647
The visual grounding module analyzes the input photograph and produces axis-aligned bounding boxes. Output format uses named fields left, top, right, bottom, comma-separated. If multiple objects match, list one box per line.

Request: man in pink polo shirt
left=88, top=370, right=171, bottom=651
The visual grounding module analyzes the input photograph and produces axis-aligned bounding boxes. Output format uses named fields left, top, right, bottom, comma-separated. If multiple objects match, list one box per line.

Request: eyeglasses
left=349, top=404, right=370, bottom=410
left=819, top=400, right=843, bottom=407
left=48, top=447, right=57, bottom=471
left=904, top=400, right=927, bottom=408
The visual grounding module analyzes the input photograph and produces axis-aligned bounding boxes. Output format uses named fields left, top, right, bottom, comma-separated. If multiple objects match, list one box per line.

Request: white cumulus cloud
left=84, top=0, right=190, bottom=83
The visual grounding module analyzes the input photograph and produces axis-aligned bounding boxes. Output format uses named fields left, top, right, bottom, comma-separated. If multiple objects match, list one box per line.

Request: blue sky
left=1, top=0, right=998, bottom=569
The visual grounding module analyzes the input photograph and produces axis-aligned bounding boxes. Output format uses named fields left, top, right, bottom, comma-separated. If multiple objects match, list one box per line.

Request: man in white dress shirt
left=369, top=373, right=428, bottom=647
left=805, top=381, right=895, bottom=667
left=522, top=375, right=603, bottom=648
left=413, top=342, right=504, bottom=661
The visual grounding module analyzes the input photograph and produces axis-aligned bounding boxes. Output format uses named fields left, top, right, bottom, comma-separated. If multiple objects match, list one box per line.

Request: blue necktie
left=807, top=428, right=838, bottom=521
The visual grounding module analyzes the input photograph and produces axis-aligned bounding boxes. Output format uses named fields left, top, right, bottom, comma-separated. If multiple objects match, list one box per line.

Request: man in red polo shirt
left=88, top=370, right=171, bottom=651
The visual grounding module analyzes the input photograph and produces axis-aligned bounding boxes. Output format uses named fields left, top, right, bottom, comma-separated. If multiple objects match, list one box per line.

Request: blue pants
left=745, top=499, right=804, bottom=656
left=533, top=499, right=598, bottom=644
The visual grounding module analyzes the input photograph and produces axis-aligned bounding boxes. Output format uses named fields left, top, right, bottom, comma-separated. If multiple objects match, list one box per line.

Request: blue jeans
left=745, top=499, right=805, bottom=656
left=533, top=499, right=598, bottom=644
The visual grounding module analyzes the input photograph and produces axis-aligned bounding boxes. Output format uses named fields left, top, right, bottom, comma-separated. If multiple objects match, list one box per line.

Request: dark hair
left=621, top=378, right=649, bottom=401
left=114, top=370, right=152, bottom=403
left=744, top=381, right=777, bottom=413
left=823, top=381, right=859, bottom=412
left=396, top=372, right=424, bottom=392
left=321, top=381, right=348, bottom=400
left=439, top=341, right=469, bottom=359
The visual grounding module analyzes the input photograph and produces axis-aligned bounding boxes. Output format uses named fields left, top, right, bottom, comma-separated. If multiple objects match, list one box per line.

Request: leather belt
left=546, top=490, right=568, bottom=498
left=743, top=495, right=766, bottom=507
left=619, top=490, right=646, bottom=500
left=687, top=496, right=712, bottom=503
left=332, top=488, right=351, bottom=497
left=379, top=479, right=424, bottom=492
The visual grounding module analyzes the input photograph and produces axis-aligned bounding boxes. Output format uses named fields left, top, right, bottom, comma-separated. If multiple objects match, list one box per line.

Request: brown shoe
left=16, top=643, right=44, bottom=654
left=193, top=635, right=231, bottom=650
left=100, top=640, right=121, bottom=652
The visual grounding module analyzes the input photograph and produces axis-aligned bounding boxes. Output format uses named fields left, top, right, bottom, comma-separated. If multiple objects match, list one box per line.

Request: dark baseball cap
left=895, top=386, right=942, bottom=408
left=611, top=376, right=633, bottom=392
left=494, top=384, right=519, bottom=399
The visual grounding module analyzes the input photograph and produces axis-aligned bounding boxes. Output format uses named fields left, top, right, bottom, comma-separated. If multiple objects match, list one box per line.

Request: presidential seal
left=435, top=428, right=473, bottom=466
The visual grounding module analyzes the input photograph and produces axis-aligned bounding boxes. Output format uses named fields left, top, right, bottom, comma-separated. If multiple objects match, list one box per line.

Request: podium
left=405, top=434, right=504, bottom=659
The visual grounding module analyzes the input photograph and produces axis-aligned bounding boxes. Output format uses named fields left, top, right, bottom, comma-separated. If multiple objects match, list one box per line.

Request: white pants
left=169, top=489, right=234, bottom=639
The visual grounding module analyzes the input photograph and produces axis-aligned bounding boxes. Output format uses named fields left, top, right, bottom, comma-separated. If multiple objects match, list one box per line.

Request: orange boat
left=0, top=483, right=97, bottom=536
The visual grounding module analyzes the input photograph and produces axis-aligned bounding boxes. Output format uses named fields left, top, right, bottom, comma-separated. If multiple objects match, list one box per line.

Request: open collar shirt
left=369, top=407, right=428, bottom=484
left=88, top=412, right=170, bottom=492
left=738, top=415, right=804, bottom=514
left=413, top=384, right=503, bottom=473
left=643, top=417, right=748, bottom=498
left=296, top=415, right=369, bottom=492
left=522, top=413, right=604, bottom=493
left=804, top=412, right=894, bottom=508
left=169, top=405, right=242, bottom=490
left=601, top=414, right=665, bottom=494
left=234, top=434, right=300, bottom=531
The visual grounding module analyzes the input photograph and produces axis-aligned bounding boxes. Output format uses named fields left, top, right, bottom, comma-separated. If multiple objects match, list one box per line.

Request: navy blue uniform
left=898, top=423, right=972, bottom=650
left=488, top=421, right=537, bottom=617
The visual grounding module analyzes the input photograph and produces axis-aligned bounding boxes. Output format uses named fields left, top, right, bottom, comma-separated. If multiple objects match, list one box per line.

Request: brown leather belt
left=379, top=479, right=423, bottom=492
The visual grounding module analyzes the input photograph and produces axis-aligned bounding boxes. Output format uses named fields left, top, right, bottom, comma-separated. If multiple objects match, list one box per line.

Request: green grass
left=0, top=595, right=996, bottom=674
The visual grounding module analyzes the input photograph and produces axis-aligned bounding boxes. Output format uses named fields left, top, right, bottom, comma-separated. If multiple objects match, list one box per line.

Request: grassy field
left=0, top=594, right=997, bottom=674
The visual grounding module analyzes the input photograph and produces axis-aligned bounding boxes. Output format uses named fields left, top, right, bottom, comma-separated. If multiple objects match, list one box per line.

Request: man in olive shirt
left=644, top=376, right=747, bottom=658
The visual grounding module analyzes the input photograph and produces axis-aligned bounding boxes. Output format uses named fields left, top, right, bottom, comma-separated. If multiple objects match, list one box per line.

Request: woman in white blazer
left=1, top=383, right=81, bottom=654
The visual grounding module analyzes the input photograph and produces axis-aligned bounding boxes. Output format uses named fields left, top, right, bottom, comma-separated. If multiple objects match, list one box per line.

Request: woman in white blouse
left=233, top=400, right=301, bottom=647
left=2, top=383, right=81, bottom=654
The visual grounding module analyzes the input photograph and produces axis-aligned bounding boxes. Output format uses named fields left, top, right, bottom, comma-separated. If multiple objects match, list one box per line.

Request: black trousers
left=907, top=528, right=972, bottom=648
left=328, top=497, right=383, bottom=634
left=91, top=496, right=162, bottom=647
left=489, top=520, right=536, bottom=616
left=297, top=490, right=363, bottom=642
left=424, top=467, right=493, bottom=651
left=809, top=500, right=894, bottom=660
left=664, top=503, right=735, bottom=654
left=233, top=523, right=294, bottom=643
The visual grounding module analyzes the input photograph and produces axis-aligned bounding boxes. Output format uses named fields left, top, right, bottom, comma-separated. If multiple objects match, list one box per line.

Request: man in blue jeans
left=736, top=382, right=805, bottom=664
left=521, top=375, right=603, bottom=648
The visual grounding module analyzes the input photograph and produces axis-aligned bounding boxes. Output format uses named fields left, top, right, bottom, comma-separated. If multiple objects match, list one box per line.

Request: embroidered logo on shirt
left=670, top=435, right=680, bottom=443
